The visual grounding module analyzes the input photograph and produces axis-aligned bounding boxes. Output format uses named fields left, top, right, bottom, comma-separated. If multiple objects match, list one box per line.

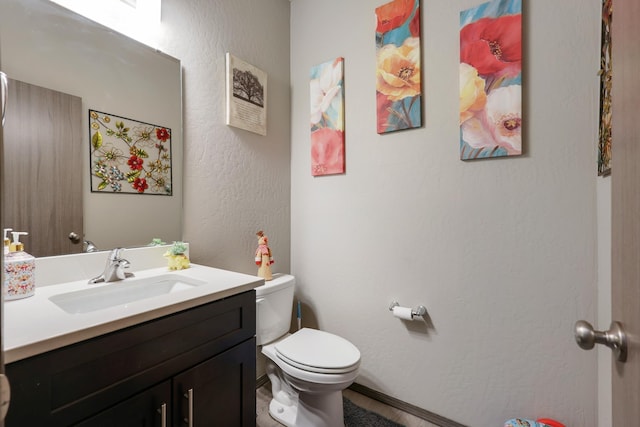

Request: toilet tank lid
left=254, top=273, right=295, bottom=297
left=275, top=328, right=360, bottom=371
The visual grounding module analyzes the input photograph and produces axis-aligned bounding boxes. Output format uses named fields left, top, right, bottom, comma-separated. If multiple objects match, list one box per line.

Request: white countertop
left=4, top=262, right=263, bottom=364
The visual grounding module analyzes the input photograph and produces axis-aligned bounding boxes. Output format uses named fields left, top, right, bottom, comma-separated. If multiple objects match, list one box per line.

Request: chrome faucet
left=88, top=247, right=134, bottom=284
left=84, top=240, right=99, bottom=253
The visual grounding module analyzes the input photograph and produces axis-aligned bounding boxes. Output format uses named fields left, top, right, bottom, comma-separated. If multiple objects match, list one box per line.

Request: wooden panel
left=611, top=0, right=640, bottom=424
left=173, top=338, right=256, bottom=427
left=3, top=79, right=82, bottom=257
left=49, top=304, right=241, bottom=409
left=5, top=290, right=256, bottom=426
left=74, top=381, right=172, bottom=427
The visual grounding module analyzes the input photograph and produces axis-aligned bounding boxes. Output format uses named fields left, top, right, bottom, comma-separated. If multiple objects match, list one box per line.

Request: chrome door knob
left=574, top=320, right=627, bottom=362
left=68, top=231, right=81, bottom=244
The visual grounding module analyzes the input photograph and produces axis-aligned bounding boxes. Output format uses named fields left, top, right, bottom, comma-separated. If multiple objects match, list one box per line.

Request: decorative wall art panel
left=459, top=0, right=522, bottom=160
left=375, top=0, right=422, bottom=134
left=597, top=0, right=612, bottom=176
left=89, top=110, right=172, bottom=195
left=226, top=52, right=267, bottom=136
left=310, top=57, right=345, bottom=176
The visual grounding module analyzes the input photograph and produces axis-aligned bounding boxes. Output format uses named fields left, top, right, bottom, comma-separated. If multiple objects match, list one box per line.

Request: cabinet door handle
left=183, top=388, right=193, bottom=427
left=157, top=402, right=167, bottom=427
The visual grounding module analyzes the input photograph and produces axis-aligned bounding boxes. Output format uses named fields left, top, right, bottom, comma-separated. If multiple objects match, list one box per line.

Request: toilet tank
left=255, top=274, right=295, bottom=345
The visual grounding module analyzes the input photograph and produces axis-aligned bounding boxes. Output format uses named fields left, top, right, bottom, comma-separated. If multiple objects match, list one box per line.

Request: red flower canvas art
left=459, top=0, right=522, bottom=160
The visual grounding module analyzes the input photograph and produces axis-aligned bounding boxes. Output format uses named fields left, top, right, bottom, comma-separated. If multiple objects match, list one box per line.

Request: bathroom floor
left=256, top=382, right=439, bottom=427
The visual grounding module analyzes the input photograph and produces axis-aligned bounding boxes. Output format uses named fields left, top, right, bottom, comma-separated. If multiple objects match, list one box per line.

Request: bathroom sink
left=49, top=274, right=207, bottom=314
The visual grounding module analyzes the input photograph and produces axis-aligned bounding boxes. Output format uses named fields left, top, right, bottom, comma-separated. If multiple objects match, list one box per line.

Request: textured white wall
left=290, top=1, right=600, bottom=426
left=154, top=0, right=606, bottom=425
left=0, top=0, right=611, bottom=423
left=158, top=0, right=291, bottom=274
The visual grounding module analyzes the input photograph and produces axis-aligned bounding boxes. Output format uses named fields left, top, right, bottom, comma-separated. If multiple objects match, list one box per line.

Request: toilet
left=256, top=274, right=361, bottom=427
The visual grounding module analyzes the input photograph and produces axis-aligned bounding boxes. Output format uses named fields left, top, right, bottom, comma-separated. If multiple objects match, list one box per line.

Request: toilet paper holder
left=389, top=301, right=427, bottom=318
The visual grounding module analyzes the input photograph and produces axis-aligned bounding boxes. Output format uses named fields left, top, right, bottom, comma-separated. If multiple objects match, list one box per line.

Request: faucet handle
left=109, top=247, right=125, bottom=260
left=114, top=258, right=131, bottom=280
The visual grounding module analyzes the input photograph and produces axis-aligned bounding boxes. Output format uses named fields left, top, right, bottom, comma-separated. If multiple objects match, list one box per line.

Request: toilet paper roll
left=392, top=306, right=414, bottom=320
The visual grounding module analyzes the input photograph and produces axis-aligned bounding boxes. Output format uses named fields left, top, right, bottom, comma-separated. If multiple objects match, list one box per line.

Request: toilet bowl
left=255, top=274, right=361, bottom=427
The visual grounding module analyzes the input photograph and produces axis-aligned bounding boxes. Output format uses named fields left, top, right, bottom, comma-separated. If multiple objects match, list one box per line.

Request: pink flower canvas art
left=310, top=57, right=345, bottom=176
left=459, top=0, right=522, bottom=160
left=375, top=0, right=422, bottom=134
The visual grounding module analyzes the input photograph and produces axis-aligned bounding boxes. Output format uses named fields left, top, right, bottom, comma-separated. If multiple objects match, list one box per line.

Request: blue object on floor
left=504, top=419, right=553, bottom=427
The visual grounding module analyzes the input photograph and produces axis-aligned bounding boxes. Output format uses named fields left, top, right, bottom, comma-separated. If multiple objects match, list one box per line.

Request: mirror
left=0, top=0, right=183, bottom=256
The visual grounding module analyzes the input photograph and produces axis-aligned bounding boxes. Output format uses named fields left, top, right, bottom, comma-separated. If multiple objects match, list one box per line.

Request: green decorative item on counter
left=148, top=238, right=166, bottom=246
left=164, top=241, right=190, bottom=270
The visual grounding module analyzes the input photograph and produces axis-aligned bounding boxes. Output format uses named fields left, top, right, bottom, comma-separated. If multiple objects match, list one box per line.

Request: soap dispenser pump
left=4, top=231, right=36, bottom=300
left=3, top=228, right=12, bottom=255
left=9, top=231, right=28, bottom=252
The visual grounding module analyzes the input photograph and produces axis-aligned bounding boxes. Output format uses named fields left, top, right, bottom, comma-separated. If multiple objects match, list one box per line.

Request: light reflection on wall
left=48, top=0, right=161, bottom=48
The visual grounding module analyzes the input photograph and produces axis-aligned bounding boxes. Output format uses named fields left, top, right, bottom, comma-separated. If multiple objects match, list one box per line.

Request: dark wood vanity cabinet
left=75, top=381, right=172, bottom=427
left=5, top=290, right=257, bottom=426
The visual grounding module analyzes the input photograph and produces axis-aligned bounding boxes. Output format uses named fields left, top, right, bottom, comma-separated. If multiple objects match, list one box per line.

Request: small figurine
left=164, top=241, right=190, bottom=270
left=255, top=230, right=274, bottom=281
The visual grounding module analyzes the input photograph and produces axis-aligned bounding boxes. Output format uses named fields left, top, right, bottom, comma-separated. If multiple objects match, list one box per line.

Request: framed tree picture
left=225, top=53, right=267, bottom=136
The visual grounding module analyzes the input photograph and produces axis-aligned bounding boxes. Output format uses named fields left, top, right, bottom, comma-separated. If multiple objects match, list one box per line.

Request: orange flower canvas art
left=460, top=0, right=522, bottom=160
left=375, top=0, right=422, bottom=134
left=310, top=57, right=345, bottom=176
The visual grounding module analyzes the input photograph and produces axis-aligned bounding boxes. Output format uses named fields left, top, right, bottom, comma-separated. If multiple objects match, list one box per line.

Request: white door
left=573, top=0, right=638, bottom=423
left=610, top=0, right=640, bottom=423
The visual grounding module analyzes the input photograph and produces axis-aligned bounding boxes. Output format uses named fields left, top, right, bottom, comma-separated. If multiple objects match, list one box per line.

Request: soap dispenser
left=3, top=228, right=11, bottom=256
left=4, top=231, right=36, bottom=300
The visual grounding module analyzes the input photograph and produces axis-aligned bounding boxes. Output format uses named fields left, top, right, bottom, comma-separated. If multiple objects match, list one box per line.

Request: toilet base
left=268, top=398, right=297, bottom=427
left=268, top=389, right=345, bottom=427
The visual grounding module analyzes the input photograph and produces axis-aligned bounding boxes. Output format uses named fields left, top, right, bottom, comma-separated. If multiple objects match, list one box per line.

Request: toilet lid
left=274, top=328, right=360, bottom=374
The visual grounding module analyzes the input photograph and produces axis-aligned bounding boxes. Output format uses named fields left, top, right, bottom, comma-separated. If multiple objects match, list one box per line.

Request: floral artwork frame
left=459, top=0, right=522, bottom=160
left=597, top=0, right=612, bottom=176
left=310, top=57, right=345, bottom=176
left=375, top=0, right=422, bottom=134
left=89, top=110, right=172, bottom=195
left=225, top=52, right=267, bottom=136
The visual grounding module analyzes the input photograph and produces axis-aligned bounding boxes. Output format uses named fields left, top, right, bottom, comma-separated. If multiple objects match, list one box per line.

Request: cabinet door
left=75, top=381, right=171, bottom=427
left=173, top=338, right=256, bottom=427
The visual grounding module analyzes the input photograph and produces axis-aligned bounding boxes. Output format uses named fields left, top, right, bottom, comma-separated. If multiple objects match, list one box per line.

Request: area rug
left=343, top=397, right=405, bottom=427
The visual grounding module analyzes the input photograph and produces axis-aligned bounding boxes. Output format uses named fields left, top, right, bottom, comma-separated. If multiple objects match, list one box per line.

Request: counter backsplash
left=34, top=244, right=188, bottom=287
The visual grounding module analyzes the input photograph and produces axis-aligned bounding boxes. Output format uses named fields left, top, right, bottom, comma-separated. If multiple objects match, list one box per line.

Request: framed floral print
left=89, top=110, right=172, bottom=195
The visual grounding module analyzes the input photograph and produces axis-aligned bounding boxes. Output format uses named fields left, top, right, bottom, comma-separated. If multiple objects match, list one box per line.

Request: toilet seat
left=274, top=328, right=360, bottom=374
